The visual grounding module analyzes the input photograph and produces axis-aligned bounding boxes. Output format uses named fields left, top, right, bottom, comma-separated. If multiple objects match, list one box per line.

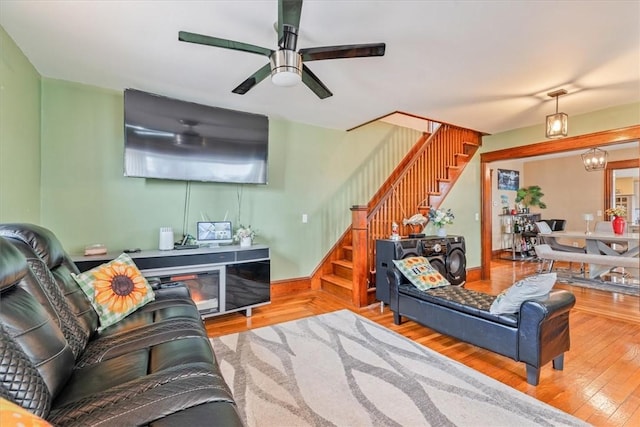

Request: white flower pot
left=240, top=236, right=252, bottom=247
left=437, top=227, right=447, bottom=237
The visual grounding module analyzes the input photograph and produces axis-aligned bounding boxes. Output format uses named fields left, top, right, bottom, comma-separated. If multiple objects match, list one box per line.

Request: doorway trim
left=480, top=125, right=640, bottom=280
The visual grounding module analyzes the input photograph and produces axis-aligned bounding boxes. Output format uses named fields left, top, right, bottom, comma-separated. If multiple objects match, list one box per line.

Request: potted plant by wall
left=515, top=185, right=547, bottom=212
left=234, top=225, right=256, bottom=247
left=428, top=207, right=455, bottom=237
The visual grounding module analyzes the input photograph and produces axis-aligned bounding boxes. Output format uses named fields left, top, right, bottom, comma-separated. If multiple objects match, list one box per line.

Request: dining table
left=549, top=230, right=639, bottom=279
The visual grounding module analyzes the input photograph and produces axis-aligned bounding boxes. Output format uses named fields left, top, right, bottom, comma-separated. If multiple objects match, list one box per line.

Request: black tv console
left=73, top=245, right=271, bottom=318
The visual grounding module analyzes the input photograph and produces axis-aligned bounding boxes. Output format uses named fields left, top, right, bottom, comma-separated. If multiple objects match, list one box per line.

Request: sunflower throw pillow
left=392, top=256, right=450, bottom=291
left=72, top=253, right=155, bottom=331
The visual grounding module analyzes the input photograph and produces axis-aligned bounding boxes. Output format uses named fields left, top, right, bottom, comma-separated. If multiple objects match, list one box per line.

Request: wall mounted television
left=124, top=89, right=268, bottom=184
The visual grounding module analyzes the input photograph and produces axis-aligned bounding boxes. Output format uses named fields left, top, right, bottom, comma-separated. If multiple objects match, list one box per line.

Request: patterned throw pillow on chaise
left=72, top=252, right=155, bottom=331
left=392, top=256, right=450, bottom=291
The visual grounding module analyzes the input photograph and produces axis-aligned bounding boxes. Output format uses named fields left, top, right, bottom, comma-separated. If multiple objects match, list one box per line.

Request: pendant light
left=545, top=89, right=568, bottom=138
left=581, top=147, right=608, bottom=172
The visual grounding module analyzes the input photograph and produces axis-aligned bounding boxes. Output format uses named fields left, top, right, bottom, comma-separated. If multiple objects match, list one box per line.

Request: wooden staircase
left=319, top=245, right=355, bottom=302
left=314, top=120, right=483, bottom=307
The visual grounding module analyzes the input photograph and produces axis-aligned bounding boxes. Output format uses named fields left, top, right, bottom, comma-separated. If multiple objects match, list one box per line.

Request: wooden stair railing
left=315, top=122, right=482, bottom=307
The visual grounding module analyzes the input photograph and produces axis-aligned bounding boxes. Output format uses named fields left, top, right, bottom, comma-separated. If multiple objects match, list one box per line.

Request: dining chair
left=544, top=219, right=567, bottom=231
left=535, top=221, right=585, bottom=274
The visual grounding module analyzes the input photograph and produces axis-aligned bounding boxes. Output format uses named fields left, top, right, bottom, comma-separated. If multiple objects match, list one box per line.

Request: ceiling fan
left=178, top=0, right=386, bottom=99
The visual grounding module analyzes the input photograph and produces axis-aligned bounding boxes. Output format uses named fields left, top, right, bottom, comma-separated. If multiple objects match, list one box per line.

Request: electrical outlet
left=475, top=213, right=480, bottom=221
left=597, top=210, right=602, bottom=217
left=302, top=214, right=308, bottom=223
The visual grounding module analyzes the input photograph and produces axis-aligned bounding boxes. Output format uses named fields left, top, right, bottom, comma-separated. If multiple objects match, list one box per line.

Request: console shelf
left=73, top=245, right=271, bottom=318
left=499, top=213, right=541, bottom=261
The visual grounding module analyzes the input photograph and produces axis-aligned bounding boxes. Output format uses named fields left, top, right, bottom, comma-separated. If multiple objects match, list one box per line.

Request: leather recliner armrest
left=151, top=282, right=191, bottom=299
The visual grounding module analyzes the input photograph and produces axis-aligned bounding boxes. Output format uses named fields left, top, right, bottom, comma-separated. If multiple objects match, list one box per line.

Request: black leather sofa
left=388, top=267, right=576, bottom=385
left=0, top=224, right=243, bottom=426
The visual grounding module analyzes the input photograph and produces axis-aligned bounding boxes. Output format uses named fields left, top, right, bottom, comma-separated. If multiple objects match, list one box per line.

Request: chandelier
left=581, top=147, right=608, bottom=172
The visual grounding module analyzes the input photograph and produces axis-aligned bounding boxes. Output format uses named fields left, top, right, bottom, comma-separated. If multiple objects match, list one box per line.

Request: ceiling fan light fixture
left=545, top=89, right=568, bottom=139
left=270, top=50, right=302, bottom=87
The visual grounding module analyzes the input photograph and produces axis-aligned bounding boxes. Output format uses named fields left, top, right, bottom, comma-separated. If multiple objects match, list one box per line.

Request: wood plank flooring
left=205, top=258, right=640, bottom=427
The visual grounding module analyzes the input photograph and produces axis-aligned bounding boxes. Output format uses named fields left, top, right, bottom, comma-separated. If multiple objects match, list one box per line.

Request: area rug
left=210, top=310, right=588, bottom=427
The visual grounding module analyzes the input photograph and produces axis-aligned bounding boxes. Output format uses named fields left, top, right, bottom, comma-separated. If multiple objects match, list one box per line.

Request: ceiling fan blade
left=301, top=65, right=332, bottom=99
left=179, top=31, right=273, bottom=57
left=300, top=43, right=386, bottom=62
left=232, top=63, right=272, bottom=95
left=278, top=0, right=303, bottom=45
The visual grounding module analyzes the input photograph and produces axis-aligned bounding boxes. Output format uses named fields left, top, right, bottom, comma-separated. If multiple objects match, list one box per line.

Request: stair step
left=454, top=153, right=470, bottom=166
left=343, top=245, right=353, bottom=262
left=320, top=274, right=353, bottom=302
left=332, top=259, right=353, bottom=280
left=322, top=273, right=352, bottom=289
left=463, top=141, right=479, bottom=155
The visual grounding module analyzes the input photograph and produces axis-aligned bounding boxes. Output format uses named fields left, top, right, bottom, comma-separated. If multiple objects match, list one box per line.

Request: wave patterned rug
left=211, top=309, right=587, bottom=427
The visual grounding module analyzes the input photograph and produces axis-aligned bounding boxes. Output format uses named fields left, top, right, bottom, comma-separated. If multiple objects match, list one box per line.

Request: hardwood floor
left=205, top=258, right=640, bottom=426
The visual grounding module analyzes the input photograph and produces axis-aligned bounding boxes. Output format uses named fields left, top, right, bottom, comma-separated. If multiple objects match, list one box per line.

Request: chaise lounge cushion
left=489, top=273, right=556, bottom=314
left=72, top=253, right=156, bottom=331
left=397, top=281, right=518, bottom=327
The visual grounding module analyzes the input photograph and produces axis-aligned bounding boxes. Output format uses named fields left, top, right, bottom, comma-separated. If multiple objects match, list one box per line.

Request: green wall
left=38, top=79, right=420, bottom=280
left=0, top=26, right=41, bottom=222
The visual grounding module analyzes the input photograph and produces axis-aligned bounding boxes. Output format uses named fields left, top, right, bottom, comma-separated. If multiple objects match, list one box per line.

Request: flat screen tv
left=124, top=89, right=268, bottom=184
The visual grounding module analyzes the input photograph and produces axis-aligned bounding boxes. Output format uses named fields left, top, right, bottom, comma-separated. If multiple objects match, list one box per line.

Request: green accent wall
left=39, top=78, right=420, bottom=280
left=0, top=26, right=41, bottom=222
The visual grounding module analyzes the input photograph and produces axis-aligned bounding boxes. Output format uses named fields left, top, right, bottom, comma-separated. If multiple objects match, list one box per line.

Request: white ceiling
left=1, top=0, right=639, bottom=133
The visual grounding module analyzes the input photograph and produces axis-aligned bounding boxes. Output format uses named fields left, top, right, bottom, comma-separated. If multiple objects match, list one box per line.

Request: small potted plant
left=428, top=207, right=455, bottom=237
left=605, top=206, right=627, bottom=235
left=234, top=225, right=256, bottom=247
left=515, top=185, right=547, bottom=212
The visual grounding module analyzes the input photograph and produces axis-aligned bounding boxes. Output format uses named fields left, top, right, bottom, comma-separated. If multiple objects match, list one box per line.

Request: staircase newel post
left=351, top=205, right=368, bottom=307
